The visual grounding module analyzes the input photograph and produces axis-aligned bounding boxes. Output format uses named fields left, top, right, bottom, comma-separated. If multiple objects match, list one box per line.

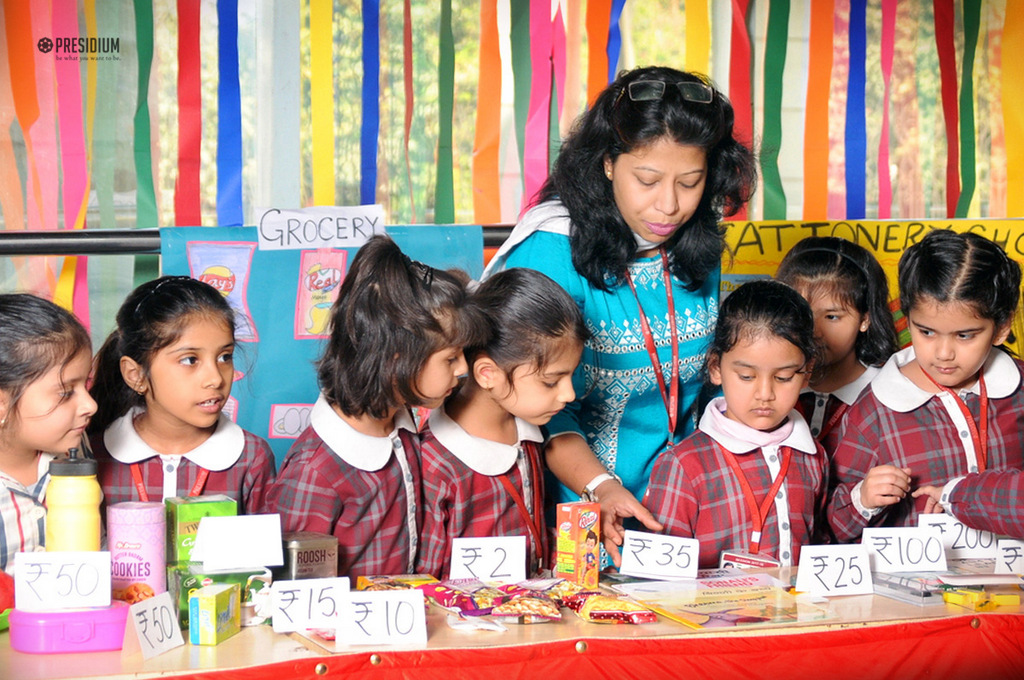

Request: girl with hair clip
left=776, top=237, right=899, bottom=456
left=263, top=235, right=483, bottom=578
left=484, top=66, right=757, bottom=564
left=89, top=276, right=276, bottom=513
left=0, top=295, right=96, bottom=574
left=644, top=280, right=826, bottom=569
left=416, top=268, right=587, bottom=579
left=828, top=229, right=1024, bottom=542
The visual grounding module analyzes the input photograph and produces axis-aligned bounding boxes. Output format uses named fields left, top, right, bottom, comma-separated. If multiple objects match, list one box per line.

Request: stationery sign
left=795, top=545, right=874, bottom=597
left=14, top=551, right=112, bottom=611
left=449, top=536, right=526, bottom=582
left=126, top=591, right=185, bottom=659
left=338, top=589, right=428, bottom=646
left=270, top=578, right=351, bottom=633
left=619, top=530, right=700, bottom=580
left=917, top=514, right=999, bottom=559
left=862, top=527, right=947, bottom=573
left=256, top=205, right=386, bottom=250
left=995, top=540, right=1024, bottom=575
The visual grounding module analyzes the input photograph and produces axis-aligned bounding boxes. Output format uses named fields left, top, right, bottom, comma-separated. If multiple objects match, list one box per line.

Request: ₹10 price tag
left=125, top=591, right=185, bottom=660
left=337, top=589, right=427, bottom=646
left=270, top=577, right=350, bottom=633
left=862, top=527, right=947, bottom=573
left=14, top=551, right=112, bottom=612
left=917, top=514, right=999, bottom=559
left=795, top=545, right=874, bottom=597
left=995, top=540, right=1024, bottom=575
left=618, top=530, right=699, bottom=580
left=449, top=536, right=526, bottom=583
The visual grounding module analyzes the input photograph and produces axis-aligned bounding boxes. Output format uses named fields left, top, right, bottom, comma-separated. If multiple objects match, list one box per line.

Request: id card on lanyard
left=720, top=444, right=792, bottom=555
left=922, top=372, right=989, bottom=472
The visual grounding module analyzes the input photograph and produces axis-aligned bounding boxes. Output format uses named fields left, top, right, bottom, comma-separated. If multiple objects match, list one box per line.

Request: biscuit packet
left=564, top=592, right=658, bottom=624
left=488, top=595, right=561, bottom=624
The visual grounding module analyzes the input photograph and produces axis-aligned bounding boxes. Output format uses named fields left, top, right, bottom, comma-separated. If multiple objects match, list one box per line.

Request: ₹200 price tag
left=14, top=551, right=112, bottom=612
left=270, top=577, right=350, bottom=633
left=619, top=530, right=699, bottom=580
left=795, top=545, right=873, bottom=597
left=449, top=536, right=526, bottom=583
left=125, top=591, right=185, bottom=660
left=917, top=514, right=998, bottom=559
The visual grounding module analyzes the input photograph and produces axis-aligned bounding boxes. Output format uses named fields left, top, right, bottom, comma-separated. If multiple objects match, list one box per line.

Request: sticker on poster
left=187, top=241, right=259, bottom=342
left=295, top=249, right=346, bottom=339
left=270, top=403, right=314, bottom=440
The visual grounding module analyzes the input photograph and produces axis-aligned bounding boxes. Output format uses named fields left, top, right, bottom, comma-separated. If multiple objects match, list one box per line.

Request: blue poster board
left=161, top=225, right=483, bottom=463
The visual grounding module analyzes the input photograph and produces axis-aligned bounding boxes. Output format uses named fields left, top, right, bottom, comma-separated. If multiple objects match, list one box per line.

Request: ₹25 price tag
left=338, top=589, right=427, bottom=646
left=619, top=530, right=699, bottom=580
left=449, top=536, right=526, bottom=583
left=14, top=551, right=112, bottom=612
left=795, top=545, right=873, bottom=597
left=862, top=527, right=947, bottom=573
left=124, top=592, right=185, bottom=660
left=917, top=514, right=999, bottom=559
left=995, top=540, right=1024, bottom=575
left=270, top=577, right=350, bottom=633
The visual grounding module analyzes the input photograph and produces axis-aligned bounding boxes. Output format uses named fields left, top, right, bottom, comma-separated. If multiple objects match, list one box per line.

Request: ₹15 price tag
left=917, top=514, right=999, bottom=559
left=338, top=589, right=427, bottom=646
left=618, top=530, right=699, bottom=580
left=270, top=577, right=350, bottom=633
left=14, top=551, right=112, bottom=612
left=795, top=545, right=874, bottom=597
left=449, top=536, right=526, bottom=583
left=995, top=540, right=1024, bottom=575
left=124, top=591, right=185, bottom=660
left=862, top=527, right=947, bottom=573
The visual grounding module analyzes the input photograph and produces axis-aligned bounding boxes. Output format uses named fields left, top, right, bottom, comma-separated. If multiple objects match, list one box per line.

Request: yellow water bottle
left=46, top=447, right=102, bottom=552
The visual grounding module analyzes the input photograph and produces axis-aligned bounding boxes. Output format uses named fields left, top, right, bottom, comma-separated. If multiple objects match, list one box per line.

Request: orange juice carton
left=554, top=502, right=600, bottom=589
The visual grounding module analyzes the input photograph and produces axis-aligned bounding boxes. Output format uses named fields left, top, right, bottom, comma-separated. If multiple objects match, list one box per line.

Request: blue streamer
left=217, top=0, right=243, bottom=226
left=845, top=0, right=867, bottom=220
left=361, top=0, right=380, bottom=205
left=607, top=0, right=627, bottom=83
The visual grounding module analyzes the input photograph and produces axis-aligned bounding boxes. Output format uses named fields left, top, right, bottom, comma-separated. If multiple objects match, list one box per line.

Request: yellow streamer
left=1004, top=7, right=1024, bottom=217
left=310, top=0, right=335, bottom=206
left=685, top=0, right=710, bottom=76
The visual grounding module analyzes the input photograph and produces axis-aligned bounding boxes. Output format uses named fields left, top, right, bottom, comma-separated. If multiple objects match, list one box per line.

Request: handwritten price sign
left=862, top=527, right=947, bottom=573
left=449, top=536, right=526, bottom=582
left=270, top=578, right=350, bottom=633
left=995, top=540, right=1024, bottom=575
left=619, top=530, right=699, bottom=580
left=128, top=592, right=184, bottom=659
left=14, top=551, right=111, bottom=611
left=917, top=514, right=998, bottom=559
left=338, top=589, right=427, bottom=646
left=795, top=545, right=873, bottom=596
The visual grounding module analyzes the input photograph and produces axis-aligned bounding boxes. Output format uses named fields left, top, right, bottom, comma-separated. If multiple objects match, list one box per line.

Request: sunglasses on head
left=617, top=79, right=714, bottom=105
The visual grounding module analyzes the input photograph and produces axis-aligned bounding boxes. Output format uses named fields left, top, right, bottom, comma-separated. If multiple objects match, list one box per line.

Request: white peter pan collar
left=427, top=406, right=544, bottom=476
left=104, top=407, right=244, bottom=471
left=699, top=400, right=818, bottom=455
left=310, top=394, right=416, bottom=472
left=871, top=346, right=1020, bottom=412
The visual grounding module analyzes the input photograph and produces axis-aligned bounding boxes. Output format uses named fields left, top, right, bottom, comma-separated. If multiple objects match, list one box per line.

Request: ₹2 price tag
left=862, top=527, right=947, bottom=573
left=270, top=577, right=350, bottom=633
left=449, top=536, right=526, bottom=583
left=619, top=530, right=699, bottom=580
left=338, top=589, right=427, bottom=646
left=795, top=545, right=873, bottom=597
left=917, top=514, right=999, bottom=559
left=124, top=591, right=185, bottom=660
left=14, top=551, right=112, bottom=612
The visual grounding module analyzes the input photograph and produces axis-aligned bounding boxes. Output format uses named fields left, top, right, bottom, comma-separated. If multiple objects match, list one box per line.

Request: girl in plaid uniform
left=829, top=230, right=1024, bottom=542
left=89, top=276, right=275, bottom=513
left=263, top=236, right=482, bottom=578
left=645, top=280, right=826, bottom=569
left=0, top=295, right=96, bottom=574
left=776, top=237, right=898, bottom=457
left=417, top=268, right=586, bottom=579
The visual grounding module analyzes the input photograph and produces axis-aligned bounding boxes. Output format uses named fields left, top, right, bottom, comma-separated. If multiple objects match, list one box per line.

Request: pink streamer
left=553, top=4, right=566, bottom=117
left=877, top=0, right=895, bottom=219
left=522, top=3, right=554, bottom=213
left=28, top=0, right=58, bottom=234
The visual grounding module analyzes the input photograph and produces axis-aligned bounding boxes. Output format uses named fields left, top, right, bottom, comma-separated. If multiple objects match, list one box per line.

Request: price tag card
left=995, top=540, right=1024, bottom=575
left=338, top=589, right=427, bottom=646
left=619, top=530, right=699, bottom=580
left=270, top=577, right=350, bottom=633
left=449, top=536, right=526, bottom=582
left=917, top=514, right=999, bottom=559
left=862, top=527, right=947, bottom=573
left=125, top=592, right=185, bottom=659
left=795, top=545, right=874, bottom=597
left=14, top=551, right=112, bottom=612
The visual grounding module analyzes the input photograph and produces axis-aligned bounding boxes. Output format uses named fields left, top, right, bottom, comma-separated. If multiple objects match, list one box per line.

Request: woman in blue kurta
left=485, top=66, right=757, bottom=564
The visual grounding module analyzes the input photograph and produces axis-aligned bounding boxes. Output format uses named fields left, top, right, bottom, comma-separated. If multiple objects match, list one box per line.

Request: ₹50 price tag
left=270, top=577, right=350, bottom=633
left=449, top=536, right=526, bottom=583
left=862, top=527, right=947, bottom=573
left=795, top=545, right=873, bottom=597
left=917, top=514, right=998, bottom=559
left=338, top=589, right=427, bottom=646
left=14, top=551, right=112, bottom=612
left=125, top=591, right=185, bottom=660
left=619, top=530, right=699, bottom=580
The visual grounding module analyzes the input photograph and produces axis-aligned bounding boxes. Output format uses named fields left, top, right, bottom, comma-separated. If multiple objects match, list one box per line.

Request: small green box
left=165, top=495, right=237, bottom=564
left=167, top=563, right=270, bottom=628
left=189, top=583, right=240, bottom=645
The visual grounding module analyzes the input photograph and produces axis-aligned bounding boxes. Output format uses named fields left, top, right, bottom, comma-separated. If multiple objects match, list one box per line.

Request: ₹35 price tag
left=270, top=577, right=350, bottom=633
left=338, top=589, right=427, bottom=646
left=862, top=527, right=947, bottom=573
left=125, top=591, right=184, bottom=660
left=795, top=545, right=873, bottom=597
left=995, top=540, right=1024, bottom=575
left=619, top=530, right=699, bottom=580
left=14, top=551, right=112, bottom=612
left=449, top=536, right=526, bottom=583
left=917, top=514, right=999, bottom=559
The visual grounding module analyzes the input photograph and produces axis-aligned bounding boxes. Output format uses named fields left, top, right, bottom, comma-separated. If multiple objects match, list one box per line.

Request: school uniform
left=828, top=347, right=1024, bottom=542
left=935, top=469, right=1024, bottom=539
left=93, top=409, right=276, bottom=514
left=644, top=398, right=826, bottom=569
left=261, top=395, right=420, bottom=578
left=0, top=454, right=53, bottom=575
left=416, top=407, right=546, bottom=579
left=797, top=364, right=880, bottom=456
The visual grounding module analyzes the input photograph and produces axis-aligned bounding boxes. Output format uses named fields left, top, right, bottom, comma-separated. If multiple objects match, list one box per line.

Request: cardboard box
left=188, top=583, right=240, bottom=645
left=554, top=502, right=600, bottom=589
left=167, top=563, right=271, bottom=629
left=165, top=495, right=237, bottom=564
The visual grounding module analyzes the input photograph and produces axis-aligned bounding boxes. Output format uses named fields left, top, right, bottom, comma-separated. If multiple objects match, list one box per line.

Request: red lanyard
left=625, top=248, right=679, bottom=436
left=720, top=445, right=792, bottom=554
left=921, top=372, right=989, bottom=472
left=498, top=446, right=545, bottom=567
left=816, top=400, right=849, bottom=442
left=130, top=462, right=210, bottom=503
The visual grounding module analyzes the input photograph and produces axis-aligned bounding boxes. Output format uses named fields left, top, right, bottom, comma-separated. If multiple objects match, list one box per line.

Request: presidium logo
left=38, top=36, right=121, bottom=61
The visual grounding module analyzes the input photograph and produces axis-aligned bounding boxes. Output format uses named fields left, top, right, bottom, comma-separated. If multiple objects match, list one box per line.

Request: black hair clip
left=402, top=254, right=434, bottom=288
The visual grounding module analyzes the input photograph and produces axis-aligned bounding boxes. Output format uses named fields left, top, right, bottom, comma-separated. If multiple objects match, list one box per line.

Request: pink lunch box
left=9, top=601, right=129, bottom=654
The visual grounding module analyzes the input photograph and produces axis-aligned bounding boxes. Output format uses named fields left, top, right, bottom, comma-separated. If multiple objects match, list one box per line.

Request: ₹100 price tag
left=795, top=545, right=874, bottom=597
left=862, top=527, right=947, bottom=573
left=270, top=577, right=350, bottom=633
left=337, top=589, right=428, bottom=646
left=449, top=536, right=526, bottom=583
left=14, top=551, right=112, bottom=612
left=619, top=530, right=699, bottom=580
left=125, top=591, right=185, bottom=660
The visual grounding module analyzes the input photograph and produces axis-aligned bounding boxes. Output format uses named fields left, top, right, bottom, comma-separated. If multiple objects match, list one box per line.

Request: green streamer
left=955, top=0, right=981, bottom=218
left=760, top=0, right=789, bottom=219
left=510, top=0, right=530, bottom=185
left=434, top=0, right=455, bottom=223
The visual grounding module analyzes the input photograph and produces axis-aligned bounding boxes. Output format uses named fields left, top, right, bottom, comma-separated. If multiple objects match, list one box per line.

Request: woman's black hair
left=538, top=65, right=757, bottom=292
left=898, top=229, right=1021, bottom=335
left=89, top=276, right=236, bottom=435
left=467, top=268, right=588, bottom=384
left=0, top=294, right=92, bottom=434
left=705, top=279, right=820, bottom=377
left=776, top=236, right=898, bottom=367
left=317, top=235, right=486, bottom=419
